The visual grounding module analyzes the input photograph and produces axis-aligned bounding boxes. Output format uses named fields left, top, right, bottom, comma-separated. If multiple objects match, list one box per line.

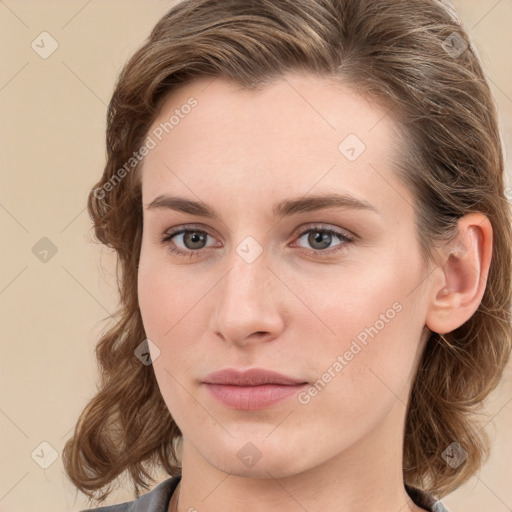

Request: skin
left=137, top=72, right=493, bottom=512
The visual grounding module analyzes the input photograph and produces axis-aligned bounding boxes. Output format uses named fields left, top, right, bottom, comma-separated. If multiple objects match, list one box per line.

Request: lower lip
left=204, top=383, right=308, bottom=411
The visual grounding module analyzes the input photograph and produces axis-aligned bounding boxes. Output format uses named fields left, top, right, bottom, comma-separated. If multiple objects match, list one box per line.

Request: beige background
left=0, top=1, right=511, bottom=511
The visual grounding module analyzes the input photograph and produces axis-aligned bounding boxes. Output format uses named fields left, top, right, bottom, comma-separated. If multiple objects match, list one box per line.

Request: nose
left=209, top=247, right=286, bottom=348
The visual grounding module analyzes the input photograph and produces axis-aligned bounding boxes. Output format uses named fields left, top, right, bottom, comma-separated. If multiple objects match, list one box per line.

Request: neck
left=172, top=400, right=423, bottom=512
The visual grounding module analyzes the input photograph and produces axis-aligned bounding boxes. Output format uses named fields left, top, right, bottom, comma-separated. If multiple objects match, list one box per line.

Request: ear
left=425, top=212, right=493, bottom=335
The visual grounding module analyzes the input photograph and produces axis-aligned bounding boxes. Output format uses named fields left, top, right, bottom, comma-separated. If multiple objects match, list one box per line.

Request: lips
left=202, top=368, right=308, bottom=411
left=203, top=368, right=307, bottom=386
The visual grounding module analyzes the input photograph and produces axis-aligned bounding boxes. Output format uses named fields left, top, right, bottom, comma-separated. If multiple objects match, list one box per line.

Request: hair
left=63, top=0, right=512, bottom=505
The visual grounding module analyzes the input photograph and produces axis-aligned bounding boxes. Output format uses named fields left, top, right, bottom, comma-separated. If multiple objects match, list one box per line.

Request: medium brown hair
left=63, top=0, right=512, bottom=504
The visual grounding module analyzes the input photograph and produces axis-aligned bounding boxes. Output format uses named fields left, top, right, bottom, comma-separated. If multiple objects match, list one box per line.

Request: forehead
left=141, top=73, right=411, bottom=220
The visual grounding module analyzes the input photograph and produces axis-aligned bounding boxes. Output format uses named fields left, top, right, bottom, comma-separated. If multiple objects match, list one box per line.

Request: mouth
left=202, top=368, right=308, bottom=411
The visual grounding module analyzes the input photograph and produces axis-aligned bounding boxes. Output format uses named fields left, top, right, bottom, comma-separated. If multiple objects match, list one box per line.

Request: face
left=137, top=72, right=432, bottom=478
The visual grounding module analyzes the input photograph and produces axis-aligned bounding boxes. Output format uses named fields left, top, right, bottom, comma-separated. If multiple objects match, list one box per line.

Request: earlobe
left=425, top=213, right=493, bottom=335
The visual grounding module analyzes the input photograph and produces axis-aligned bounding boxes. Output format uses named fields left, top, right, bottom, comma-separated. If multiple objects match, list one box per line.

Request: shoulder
left=78, top=476, right=181, bottom=512
left=405, top=484, right=452, bottom=512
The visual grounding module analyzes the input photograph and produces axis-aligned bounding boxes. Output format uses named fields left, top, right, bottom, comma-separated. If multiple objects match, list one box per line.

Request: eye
left=160, top=223, right=356, bottom=258
left=161, top=224, right=220, bottom=258
left=292, top=224, right=355, bottom=256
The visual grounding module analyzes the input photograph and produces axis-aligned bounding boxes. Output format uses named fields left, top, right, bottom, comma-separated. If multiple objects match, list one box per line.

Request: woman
left=63, top=0, right=512, bottom=511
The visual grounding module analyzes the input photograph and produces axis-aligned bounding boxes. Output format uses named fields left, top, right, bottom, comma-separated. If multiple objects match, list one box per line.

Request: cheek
left=138, top=261, right=168, bottom=338
left=137, top=249, right=215, bottom=388
left=137, top=255, right=207, bottom=424
left=138, top=234, right=424, bottom=378
left=296, top=298, right=421, bottom=441
left=137, top=247, right=204, bottom=340
left=298, top=258, right=424, bottom=400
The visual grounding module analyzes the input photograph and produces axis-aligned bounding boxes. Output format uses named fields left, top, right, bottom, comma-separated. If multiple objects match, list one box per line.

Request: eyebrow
left=146, top=192, right=379, bottom=218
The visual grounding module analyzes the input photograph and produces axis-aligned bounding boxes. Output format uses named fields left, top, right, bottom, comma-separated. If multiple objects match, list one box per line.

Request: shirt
left=80, top=475, right=450, bottom=512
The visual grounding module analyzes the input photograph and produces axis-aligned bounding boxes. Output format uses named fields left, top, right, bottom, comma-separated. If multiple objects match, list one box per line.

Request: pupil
left=310, top=231, right=330, bottom=250
left=186, top=232, right=205, bottom=249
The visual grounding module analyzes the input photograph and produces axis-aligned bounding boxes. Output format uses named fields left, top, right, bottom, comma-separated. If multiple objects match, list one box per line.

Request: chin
left=198, top=436, right=310, bottom=479
left=209, top=453, right=306, bottom=480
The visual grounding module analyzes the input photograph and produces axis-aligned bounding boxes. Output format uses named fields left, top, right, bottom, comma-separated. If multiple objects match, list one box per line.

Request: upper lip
left=203, top=368, right=307, bottom=386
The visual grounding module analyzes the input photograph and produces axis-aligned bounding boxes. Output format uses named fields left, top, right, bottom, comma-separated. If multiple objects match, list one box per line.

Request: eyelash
left=160, top=223, right=356, bottom=259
